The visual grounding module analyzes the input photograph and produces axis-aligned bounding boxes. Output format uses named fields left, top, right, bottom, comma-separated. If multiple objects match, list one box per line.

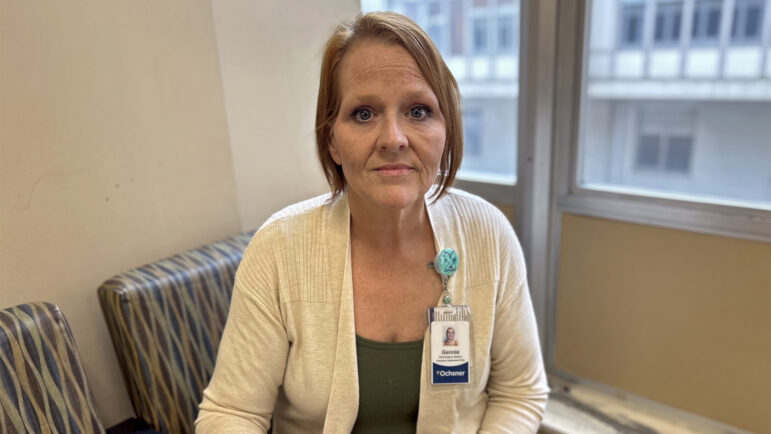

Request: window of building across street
left=361, top=0, right=520, bottom=185
left=580, top=0, right=771, bottom=208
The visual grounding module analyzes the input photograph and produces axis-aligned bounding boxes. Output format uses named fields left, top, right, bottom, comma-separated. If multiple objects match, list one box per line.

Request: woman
left=444, top=327, right=458, bottom=346
left=197, top=12, right=548, bottom=433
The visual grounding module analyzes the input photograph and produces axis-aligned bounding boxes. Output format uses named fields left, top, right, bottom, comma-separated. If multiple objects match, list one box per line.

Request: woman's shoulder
left=263, top=193, right=334, bottom=226
left=435, top=188, right=512, bottom=232
left=244, top=193, right=340, bottom=249
left=235, top=193, right=345, bottom=288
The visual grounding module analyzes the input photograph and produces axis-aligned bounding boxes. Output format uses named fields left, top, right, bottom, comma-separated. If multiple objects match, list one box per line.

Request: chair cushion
left=98, top=231, right=253, bottom=434
left=0, top=302, right=104, bottom=434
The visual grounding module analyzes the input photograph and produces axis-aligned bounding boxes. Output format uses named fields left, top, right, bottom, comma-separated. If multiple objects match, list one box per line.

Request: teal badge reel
left=431, top=248, right=458, bottom=305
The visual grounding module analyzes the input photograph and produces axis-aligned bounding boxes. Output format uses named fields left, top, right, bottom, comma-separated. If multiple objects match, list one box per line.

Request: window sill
left=540, top=376, right=750, bottom=434
left=454, top=177, right=517, bottom=204
left=557, top=188, right=771, bottom=243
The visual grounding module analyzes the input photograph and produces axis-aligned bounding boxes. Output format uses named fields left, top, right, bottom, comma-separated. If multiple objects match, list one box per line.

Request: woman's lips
left=374, top=164, right=413, bottom=176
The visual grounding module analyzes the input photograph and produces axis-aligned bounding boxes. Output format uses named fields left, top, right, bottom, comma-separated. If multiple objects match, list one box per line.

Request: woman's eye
left=409, top=106, right=429, bottom=119
left=353, top=108, right=372, bottom=122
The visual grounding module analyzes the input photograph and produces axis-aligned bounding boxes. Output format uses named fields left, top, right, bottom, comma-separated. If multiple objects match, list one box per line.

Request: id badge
left=428, top=305, right=472, bottom=385
left=427, top=248, right=472, bottom=386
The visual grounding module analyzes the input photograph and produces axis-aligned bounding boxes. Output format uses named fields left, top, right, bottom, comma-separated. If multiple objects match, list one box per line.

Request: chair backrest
left=0, top=302, right=104, bottom=434
left=98, top=232, right=253, bottom=434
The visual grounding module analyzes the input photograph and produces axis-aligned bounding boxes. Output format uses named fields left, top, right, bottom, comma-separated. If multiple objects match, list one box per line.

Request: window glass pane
left=580, top=0, right=771, bottom=208
left=692, top=1, right=722, bottom=42
left=692, top=9, right=701, bottom=37
left=463, top=110, right=483, bottom=156
left=665, top=137, right=692, bottom=172
left=654, top=1, right=683, bottom=45
left=473, top=17, right=488, bottom=52
left=745, top=5, right=761, bottom=36
left=706, top=8, right=721, bottom=36
left=636, top=136, right=661, bottom=168
left=428, top=24, right=443, bottom=50
left=362, top=0, right=520, bottom=184
left=621, top=5, right=644, bottom=47
left=450, top=0, right=464, bottom=54
left=732, top=0, right=765, bottom=42
left=498, top=16, right=513, bottom=51
left=731, top=6, right=740, bottom=37
left=655, top=13, right=666, bottom=40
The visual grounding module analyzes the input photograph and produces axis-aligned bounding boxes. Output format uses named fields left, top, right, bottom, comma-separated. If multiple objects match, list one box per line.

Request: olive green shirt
left=352, top=335, right=424, bottom=433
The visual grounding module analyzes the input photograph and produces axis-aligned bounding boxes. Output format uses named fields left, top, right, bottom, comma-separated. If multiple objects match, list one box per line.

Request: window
left=731, top=0, right=765, bottom=42
left=581, top=0, right=771, bottom=208
left=450, top=0, right=464, bottom=55
left=555, top=4, right=771, bottom=432
left=636, top=135, right=661, bottom=168
left=654, top=1, right=683, bottom=46
left=362, top=0, right=520, bottom=184
left=428, top=23, right=443, bottom=50
left=463, top=110, right=483, bottom=156
left=634, top=107, right=694, bottom=174
left=665, top=136, right=692, bottom=172
left=473, top=17, right=488, bottom=53
left=634, top=135, right=693, bottom=173
left=498, top=16, right=515, bottom=52
left=427, top=2, right=443, bottom=51
left=620, top=3, right=645, bottom=47
left=691, top=0, right=722, bottom=43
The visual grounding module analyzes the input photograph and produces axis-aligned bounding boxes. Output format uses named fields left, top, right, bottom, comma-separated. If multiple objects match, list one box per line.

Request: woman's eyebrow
left=402, top=88, right=440, bottom=104
left=343, top=93, right=383, bottom=104
left=341, top=88, right=438, bottom=108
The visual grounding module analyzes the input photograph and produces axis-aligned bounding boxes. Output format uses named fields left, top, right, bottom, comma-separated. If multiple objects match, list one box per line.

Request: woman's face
left=446, top=328, right=455, bottom=340
left=330, top=39, right=446, bottom=212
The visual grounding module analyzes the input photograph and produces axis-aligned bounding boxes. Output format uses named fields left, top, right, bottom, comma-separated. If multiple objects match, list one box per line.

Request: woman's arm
left=479, top=229, right=549, bottom=433
left=196, top=236, right=287, bottom=433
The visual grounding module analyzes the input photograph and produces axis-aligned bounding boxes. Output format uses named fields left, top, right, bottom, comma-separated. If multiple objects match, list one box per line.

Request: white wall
left=211, top=0, right=361, bottom=231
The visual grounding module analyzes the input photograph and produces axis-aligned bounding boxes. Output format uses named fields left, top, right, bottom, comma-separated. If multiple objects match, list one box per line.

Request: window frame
left=546, top=0, right=771, bottom=428
left=558, top=0, right=771, bottom=248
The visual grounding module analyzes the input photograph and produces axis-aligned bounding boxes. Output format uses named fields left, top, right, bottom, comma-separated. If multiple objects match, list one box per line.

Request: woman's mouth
left=374, top=164, right=413, bottom=176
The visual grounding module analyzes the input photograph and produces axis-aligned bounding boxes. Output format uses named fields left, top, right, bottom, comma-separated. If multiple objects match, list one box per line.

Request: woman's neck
left=348, top=194, right=433, bottom=254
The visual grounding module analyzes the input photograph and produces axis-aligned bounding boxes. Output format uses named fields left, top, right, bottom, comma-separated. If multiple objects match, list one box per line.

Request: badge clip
left=429, top=248, right=458, bottom=305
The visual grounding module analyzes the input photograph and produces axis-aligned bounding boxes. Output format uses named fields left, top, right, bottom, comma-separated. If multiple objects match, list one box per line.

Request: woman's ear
left=328, top=132, right=342, bottom=165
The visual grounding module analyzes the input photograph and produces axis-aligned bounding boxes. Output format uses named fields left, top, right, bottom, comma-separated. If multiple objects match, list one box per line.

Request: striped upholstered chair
left=0, top=302, right=105, bottom=434
left=98, top=231, right=254, bottom=434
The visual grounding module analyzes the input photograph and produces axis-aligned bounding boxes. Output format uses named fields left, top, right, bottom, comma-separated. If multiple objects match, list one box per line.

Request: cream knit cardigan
left=196, top=190, right=548, bottom=433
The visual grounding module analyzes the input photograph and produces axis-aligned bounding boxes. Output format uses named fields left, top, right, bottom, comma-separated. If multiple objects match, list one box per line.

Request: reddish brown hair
left=315, top=12, right=463, bottom=200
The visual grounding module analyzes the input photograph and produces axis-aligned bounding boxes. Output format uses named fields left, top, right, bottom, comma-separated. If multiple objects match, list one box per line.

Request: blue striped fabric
left=98, top=231, right=253, bottom=434
left=0, top=302, right=104, bottom=434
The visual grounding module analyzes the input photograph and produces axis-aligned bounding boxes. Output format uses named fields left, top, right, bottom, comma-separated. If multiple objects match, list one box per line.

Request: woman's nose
left=377, top=115, right=408, bottom=151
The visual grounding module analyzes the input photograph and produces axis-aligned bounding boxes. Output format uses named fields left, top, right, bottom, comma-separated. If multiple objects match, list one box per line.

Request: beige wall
left=555, top=213, right=771, bottom=433
left=0, top=0, right=241, bottom=425
left=1, top=0, right=359, bottom=427
left=211, top=0, right=359, bottom=230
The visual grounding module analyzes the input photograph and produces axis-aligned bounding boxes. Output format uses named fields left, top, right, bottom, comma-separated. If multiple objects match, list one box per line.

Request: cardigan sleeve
left=196, top=229, right=287, bottom=433
left=478, top=221, right=549, bottom=433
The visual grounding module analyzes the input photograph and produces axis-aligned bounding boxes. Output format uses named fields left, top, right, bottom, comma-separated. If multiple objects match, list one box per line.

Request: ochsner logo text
left=436, top=370, right=465, bottom=376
